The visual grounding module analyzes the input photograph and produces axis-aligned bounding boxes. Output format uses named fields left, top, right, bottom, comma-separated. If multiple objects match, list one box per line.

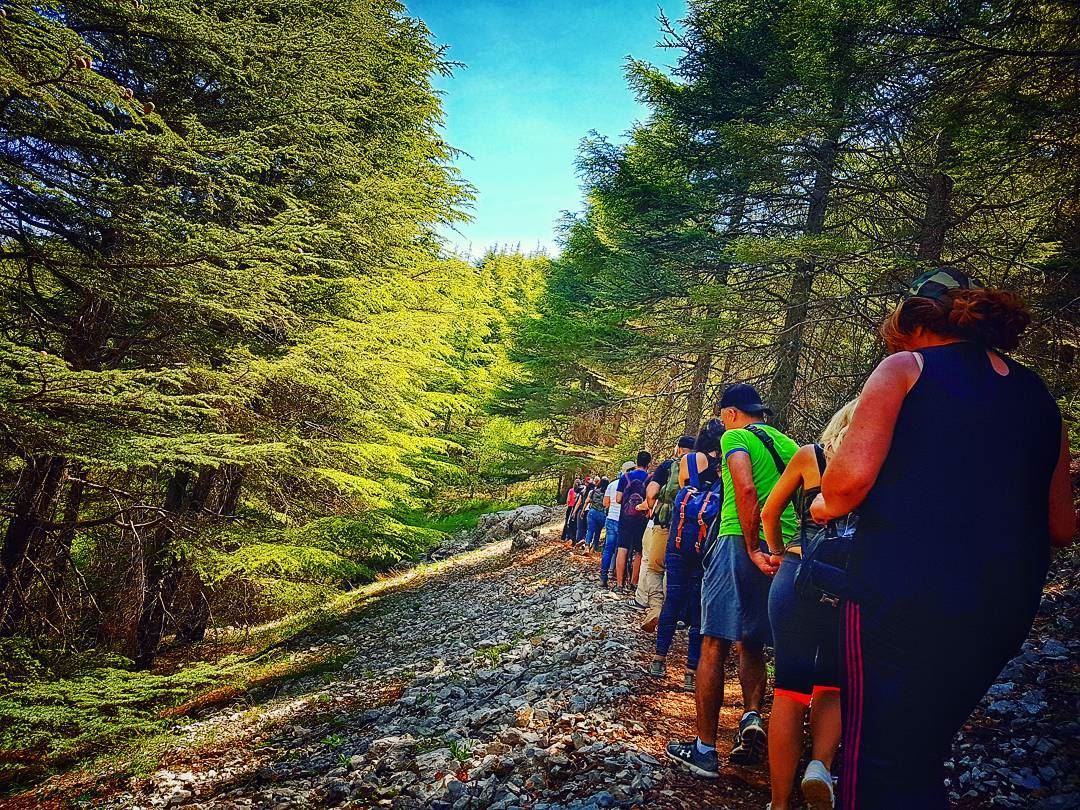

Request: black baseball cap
left=676, top=435, right=696, bottom=449
left=719, top=383, right=773, bottom=416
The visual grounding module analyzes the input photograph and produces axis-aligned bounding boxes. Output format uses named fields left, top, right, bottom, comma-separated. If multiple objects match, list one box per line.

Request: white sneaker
left=801, top=759, right=835, bottom=809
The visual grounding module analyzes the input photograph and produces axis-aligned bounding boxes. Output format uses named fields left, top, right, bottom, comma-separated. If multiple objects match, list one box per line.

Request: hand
left=809, top=493, right=830, bottom=525
left=749, top=549, right=779, bottom=576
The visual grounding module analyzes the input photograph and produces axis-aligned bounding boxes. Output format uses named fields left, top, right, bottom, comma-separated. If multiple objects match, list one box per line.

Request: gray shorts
left=700, top=535, right=773, bottom=646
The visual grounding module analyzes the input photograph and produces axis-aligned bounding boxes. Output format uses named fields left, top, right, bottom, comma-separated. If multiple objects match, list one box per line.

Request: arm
left=644, top=480, right=661, bottom=510
left=761, top=445, right=813, bottom=555
left=815, top=352, right=921, bottom=521
left=1049, top=427, right=1077, bottom=547
left=603, top=492, right=612, bottom=510
left=728, top=451, right=761, bottom=553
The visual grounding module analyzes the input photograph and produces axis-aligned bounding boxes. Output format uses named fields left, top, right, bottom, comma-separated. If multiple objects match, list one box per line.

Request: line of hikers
left=559, top=269, right=1075, bottom=810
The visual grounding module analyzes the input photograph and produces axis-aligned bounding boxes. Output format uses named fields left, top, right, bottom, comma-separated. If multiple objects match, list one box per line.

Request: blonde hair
left=820, top=398, right=859, bottom=460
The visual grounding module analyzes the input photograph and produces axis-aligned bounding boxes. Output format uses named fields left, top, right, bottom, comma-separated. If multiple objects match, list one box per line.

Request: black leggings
left=838, top=600, right=1034, bottom=809
left=768, top=555, right=839, bottom=702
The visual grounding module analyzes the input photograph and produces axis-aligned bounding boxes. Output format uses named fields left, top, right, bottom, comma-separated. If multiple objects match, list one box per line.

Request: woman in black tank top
left=810, top=269, right=1076, bottom=810
left=761, top=401, right=858, bottom=810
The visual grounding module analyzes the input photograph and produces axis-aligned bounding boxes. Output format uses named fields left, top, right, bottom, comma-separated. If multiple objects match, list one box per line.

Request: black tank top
left=849, top=343, right=1059, bottom=627
left=796, top=444, right=827, bottom=545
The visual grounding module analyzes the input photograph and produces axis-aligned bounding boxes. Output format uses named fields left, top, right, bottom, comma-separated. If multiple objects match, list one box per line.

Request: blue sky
left=408, top=0, right=687, bottom=256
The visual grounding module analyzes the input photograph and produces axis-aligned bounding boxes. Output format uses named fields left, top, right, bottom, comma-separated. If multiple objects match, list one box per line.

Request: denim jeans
left=655, top=546, right=703, bottom=670
left=584, top=509, right=605, bottom=551
left=599, top=518, right=620, bottom=584
left=575, top=510, right=589, bottom=543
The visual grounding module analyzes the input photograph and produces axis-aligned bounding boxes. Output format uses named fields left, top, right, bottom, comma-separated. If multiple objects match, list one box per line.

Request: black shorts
left=617, top=519, right=646, bottom=553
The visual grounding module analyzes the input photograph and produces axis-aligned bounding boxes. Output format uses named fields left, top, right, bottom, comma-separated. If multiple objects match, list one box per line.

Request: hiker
left=582, top=476, right=609, bottom=552
left=573, top=476, right=596, bottom=547
left=667, top=383, right=799, bottom=777
left=600, top=462, right=634, bottom=587
left=810, top=269, right=1076, bottom=810
left=760, top=399, right=859, bottom=810
left=634, top=435, right=697, bottom=629
left=563, top=478, right=582, bottom=541
left=614, top=451, right=652, bottom=591
left=649, top=420, right=724, bottom=692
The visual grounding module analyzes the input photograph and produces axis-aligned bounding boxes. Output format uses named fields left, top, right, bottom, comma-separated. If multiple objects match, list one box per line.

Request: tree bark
left=918, top=131, right=955, bottom=262
left=683, top=338, right=714, bottom=435
left=132, top=468, right=214, bottom=668
left=769, top=136, right=839, bottom=432
left=0, top=456, right=68, bottom=635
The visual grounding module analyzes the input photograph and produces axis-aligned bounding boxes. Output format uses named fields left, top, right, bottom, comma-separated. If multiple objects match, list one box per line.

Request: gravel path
left=22, top=518, right=1075, bottom=810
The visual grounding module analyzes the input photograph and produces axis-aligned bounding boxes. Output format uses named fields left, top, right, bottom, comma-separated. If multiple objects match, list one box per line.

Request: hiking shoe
left=647, top=658, right=665, bottom=678
left=683, top=670, right=696, bottom=692
left=629, top=598, right=647, bottom=610
left=801, top=759, right=835, bottom=809
left=729, top=711, right=767, bottom=766
left=665, top=739, right=718, bottom=779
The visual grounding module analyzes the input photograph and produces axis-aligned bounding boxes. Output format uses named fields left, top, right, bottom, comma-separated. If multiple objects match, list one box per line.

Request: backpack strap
left=745, top=425, right=786, bottom=475
left=813, top=443, right=827, bottom=475
left=685, top=452, right=700, bottom=489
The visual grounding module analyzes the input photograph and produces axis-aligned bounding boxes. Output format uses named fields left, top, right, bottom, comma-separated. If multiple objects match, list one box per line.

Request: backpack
left=619, top=473, right=648, bottom=522
left=669, top=453, right=724, bottom=555
left=652, top=457, right=682, bottom=527
left=589, top=486, right=606, bottom=511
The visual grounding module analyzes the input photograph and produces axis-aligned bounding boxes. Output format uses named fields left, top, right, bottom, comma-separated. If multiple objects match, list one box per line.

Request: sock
left=694, top=738, right=716, bottom=755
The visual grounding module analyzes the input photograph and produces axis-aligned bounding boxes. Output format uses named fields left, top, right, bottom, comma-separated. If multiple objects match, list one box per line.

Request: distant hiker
left=563, top=478, right=582, bottom=541
left=582, top=477, right=609, bottom=552
left=667, top=383, right=798, bottom=777
left=573, top=476, right=596, bottom=547
left=600, top=462, right=634, bottom=587
left=810, top=270, right=1076, bottom=809
left=760, top=399, right=858, bottom=810
left=649, top=420, right=724, bottom=692
left=635, top=435, right=696, bottom=631
left=614, top=451, right=652, bottom=591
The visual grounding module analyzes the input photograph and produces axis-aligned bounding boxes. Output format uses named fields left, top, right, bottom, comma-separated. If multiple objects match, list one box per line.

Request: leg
left=615, top=547, right=628, bottom=588
left=599, top=519, right=619, bottom=585
left=768, top=694, right=809, bottom=810
left=695, top=634, right=731, bottom=746
left=768, top=556, right=813, bottom=809
left=809, top=687, right=841, bottom=768
left=655, top=550, right=683, bottom=659
left=738, top=641, right=767, bottom=713
left=631, top=550, right=642, bottom=587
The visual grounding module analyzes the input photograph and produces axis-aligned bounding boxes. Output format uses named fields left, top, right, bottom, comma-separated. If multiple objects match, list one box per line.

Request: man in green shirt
left=667, top=384, right=798, bottom=778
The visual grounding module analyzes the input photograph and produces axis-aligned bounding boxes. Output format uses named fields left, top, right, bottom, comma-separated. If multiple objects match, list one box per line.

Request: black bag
left=794, top=511, right=858, bottom=607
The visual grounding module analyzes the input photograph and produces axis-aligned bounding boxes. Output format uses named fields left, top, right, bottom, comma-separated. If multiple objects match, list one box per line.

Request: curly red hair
left=881, top=287, right=1031, bottom=353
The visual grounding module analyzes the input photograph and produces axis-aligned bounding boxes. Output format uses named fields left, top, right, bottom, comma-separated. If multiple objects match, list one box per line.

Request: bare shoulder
left=866, top=351, right=922, bottom=393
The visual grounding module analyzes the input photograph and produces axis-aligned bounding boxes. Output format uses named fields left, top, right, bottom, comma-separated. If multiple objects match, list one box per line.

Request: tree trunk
left=0, top=456, right=68, bottom=635
left=769, top=137, right=839, bottom=432
left=918, top=132, right=954, bottom=263
left=683, top=339, right=714, bottom=435
left=132, top=468, right=214, bottom=668
left=42, top=467, right=86, bottom=629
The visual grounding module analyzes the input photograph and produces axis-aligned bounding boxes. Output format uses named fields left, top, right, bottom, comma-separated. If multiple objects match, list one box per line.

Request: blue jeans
left=584, top=510, right=605, bottom=551
left=656, top=546, right=703, bottom=670
left=575, top=510, right=589, bottom=543
left=599, top=518, right=620, bottom=583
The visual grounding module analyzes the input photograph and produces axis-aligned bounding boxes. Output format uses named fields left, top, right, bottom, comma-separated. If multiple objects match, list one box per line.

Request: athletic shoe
left=629, top=598, right=647, bottom=610
left=665, top=739, right=718, bottom=779
left=729, top=711, right=767, bottom=765
left=683, top=670, right=696, bottom=692
left=647, top=658, right=665, bottom=677
left=801, top=759, right=835, bottom=809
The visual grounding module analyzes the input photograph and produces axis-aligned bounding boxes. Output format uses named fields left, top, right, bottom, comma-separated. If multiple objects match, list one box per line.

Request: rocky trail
left=13, top=508, right=1078, bottom=810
